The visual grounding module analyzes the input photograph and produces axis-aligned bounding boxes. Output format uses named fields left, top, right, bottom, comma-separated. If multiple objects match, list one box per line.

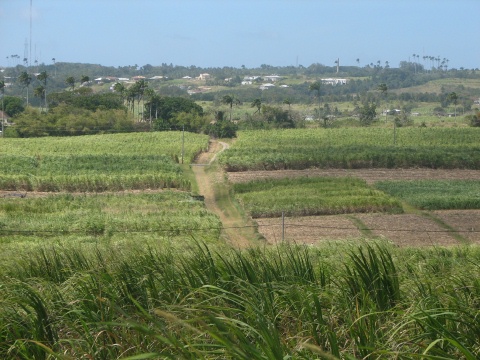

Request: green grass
left=0, top=192, right=222, bottom=251
left=233, top=177, right=403, bottom=218
left=0, top=132, right=209, bottom=191
left=1, top=241, right=479, bottom=359
left=375, top=180, right=480, bottom=210
left=221, top=128, right=480, bottom=170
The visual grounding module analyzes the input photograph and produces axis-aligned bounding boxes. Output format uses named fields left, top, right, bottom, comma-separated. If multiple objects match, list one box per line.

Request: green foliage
left=10, top=105, right=135, bottom=137
left=220, top=128, right=480, bottom=171
left=234, top=177, right=402, bottom=217
left=1, top=242, right=479, bottom=359
left=375, top=180, right=480, bottom=210
left=205, top=119, right=238, bottom=138
left=358, top=102, right=377, bottom=126
left=2, top=96, right=25, bottom=117
left=150, top=96, right=203, bottom=130
left=48, top=91, right=125, bottom=111
left=0, top=132, right=209, bottom=191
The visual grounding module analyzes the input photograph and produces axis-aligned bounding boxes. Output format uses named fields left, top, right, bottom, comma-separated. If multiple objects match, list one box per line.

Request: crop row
left=0, top=132, right=210, bottom=191
left=233, top=177, right=403, bottom=217
left=220, top=128, right=480, bottom=170
left=0, top=192, right=221, bottom=242
left=375, top=179, right=480, bottom=210
left=0, top=131, right=210, bottom=162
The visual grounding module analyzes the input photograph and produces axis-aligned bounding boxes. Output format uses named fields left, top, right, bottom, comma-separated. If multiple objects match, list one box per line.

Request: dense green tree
left=2, top=96, right=25, bottom=117
left=151, top=96, right=204, bottom=130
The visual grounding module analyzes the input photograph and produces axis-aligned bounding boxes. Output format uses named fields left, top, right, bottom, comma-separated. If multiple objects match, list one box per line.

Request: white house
left=263, top=75, right=282, bottom=82
left=198, top=73, right=211, bottom=80
left=321, top=78, right=348, bottom=85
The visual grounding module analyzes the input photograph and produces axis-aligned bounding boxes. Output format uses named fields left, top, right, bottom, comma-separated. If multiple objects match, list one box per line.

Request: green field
left=1, top=242, right=479, bottom=359
left=0, top=192, right=221, bottom=253
left=0, top=132, right=209, bottom=191
left=234, top=177, right=402, bottom=218
left=375, top=180, right=480, bottom=210
left=220, top=128, right=480, bottom=170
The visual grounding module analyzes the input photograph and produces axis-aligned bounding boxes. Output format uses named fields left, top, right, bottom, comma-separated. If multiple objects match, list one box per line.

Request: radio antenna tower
left=30, top=0, right=33, bottom=68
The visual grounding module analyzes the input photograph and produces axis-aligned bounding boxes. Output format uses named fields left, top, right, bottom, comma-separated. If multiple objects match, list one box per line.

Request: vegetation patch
left=0, top=242, right=479, bottom=359
left=0, top=132, right=209, bottom=191
left=220, top=128, right=480, bottom=171
left=0, top=192, right=222, bottom=244
left=233, top=177, right=403, bottom=218
left=375, top=179, right=480, bottom=210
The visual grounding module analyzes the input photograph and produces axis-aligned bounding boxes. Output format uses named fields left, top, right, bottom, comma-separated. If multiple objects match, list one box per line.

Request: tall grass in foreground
left=1, top=241, right=479, bottom=359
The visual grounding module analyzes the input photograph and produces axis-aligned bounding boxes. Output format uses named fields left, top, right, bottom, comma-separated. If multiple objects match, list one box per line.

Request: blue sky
left=1, top=0, right=479, bottom=70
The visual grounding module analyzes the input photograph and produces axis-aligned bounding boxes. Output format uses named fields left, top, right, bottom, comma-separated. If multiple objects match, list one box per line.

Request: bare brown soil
left=227, top=168, right=480, bottom=247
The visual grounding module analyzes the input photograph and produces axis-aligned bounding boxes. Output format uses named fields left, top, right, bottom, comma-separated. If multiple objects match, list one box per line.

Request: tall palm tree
left=377, top=83, right=388, bottom=121
left=448, top=92, right=458, bottom=119
left=283, top=99, right=291, bottom=111
left=18, top=71, right=32, bottom=105
left=37, top=71, right=48, bottom=110
left=65, top=76, right=75, bottom=91
left=0, top=80, right=5, bottom=136
left=52, top=58, right=56, bottom=77
left=251, top=98, right=262, bottom=114
left=34, top=85, right=45, bottom=110
left=80, top=75, right=90, bottom=85
left=222, top=94, right=237, bottom=121
left=113, top=82, right=126, bottom=104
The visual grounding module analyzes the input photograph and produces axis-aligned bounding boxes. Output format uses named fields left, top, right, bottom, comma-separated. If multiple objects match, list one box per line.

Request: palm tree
left=222, top=94, right=237, bottom=121
left=377, top=83, right=388, bottom=121
left=356, top=58, right=360, bottom=66
left=283, top=99, right=291, bottom=111
left=0, top=80, right=5, bottom=136
left=143, top=87, right=156, bottom=124
left=65, top=76, right=75, bottom=91
left=80, top=75, right=90, bottom=85
left=52, top=58, right=56, bottom=77
left=34, top=85, right=45, bottom=110
left=37, top=71, right=48, bottom=110
left=447, top=92, right=458, bottom=119
left=113, top=82, right=126, bottom=104
left=18, top=71, right=32, bottom=105
left=251, top=98, right=262, bottom=114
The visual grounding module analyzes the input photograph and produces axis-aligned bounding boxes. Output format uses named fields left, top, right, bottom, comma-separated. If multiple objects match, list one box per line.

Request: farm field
left=233, top=177, right=402, bottom=218
left=220, top=128, right=480, bottom=171
left=0, top=191, right=222, bottom=264
left=0, top=132, right=209, bottom=192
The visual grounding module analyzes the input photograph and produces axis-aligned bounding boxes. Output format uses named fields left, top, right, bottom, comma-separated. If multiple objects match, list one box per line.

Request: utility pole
left=282, top=211, right=285, bottom=242
left=181, top=125, right=185, bottom=164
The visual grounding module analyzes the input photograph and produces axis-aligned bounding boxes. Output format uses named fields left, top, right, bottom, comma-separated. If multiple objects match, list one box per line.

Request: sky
left=1, top=0, right=479, bottom=70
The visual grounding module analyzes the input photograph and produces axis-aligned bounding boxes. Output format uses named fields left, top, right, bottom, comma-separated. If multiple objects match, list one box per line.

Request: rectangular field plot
left=355, top=213, right=460, bottom=247
left=433, top=210, right=480, bottom=244
left=375, top=180, right=480, bottom=210
left=0, top=192, right=222, bottom=246
left=234, top=177, right=403, bottom=218
left=256, top=215, right=362, bottom=244
left=0, top=132, right=209, bottom=192
left=220, top=128, right=480, bottom=171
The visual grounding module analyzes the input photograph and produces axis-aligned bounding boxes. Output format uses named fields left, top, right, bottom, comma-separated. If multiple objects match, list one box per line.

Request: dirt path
left=192, top=140, right=258, bottom=248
